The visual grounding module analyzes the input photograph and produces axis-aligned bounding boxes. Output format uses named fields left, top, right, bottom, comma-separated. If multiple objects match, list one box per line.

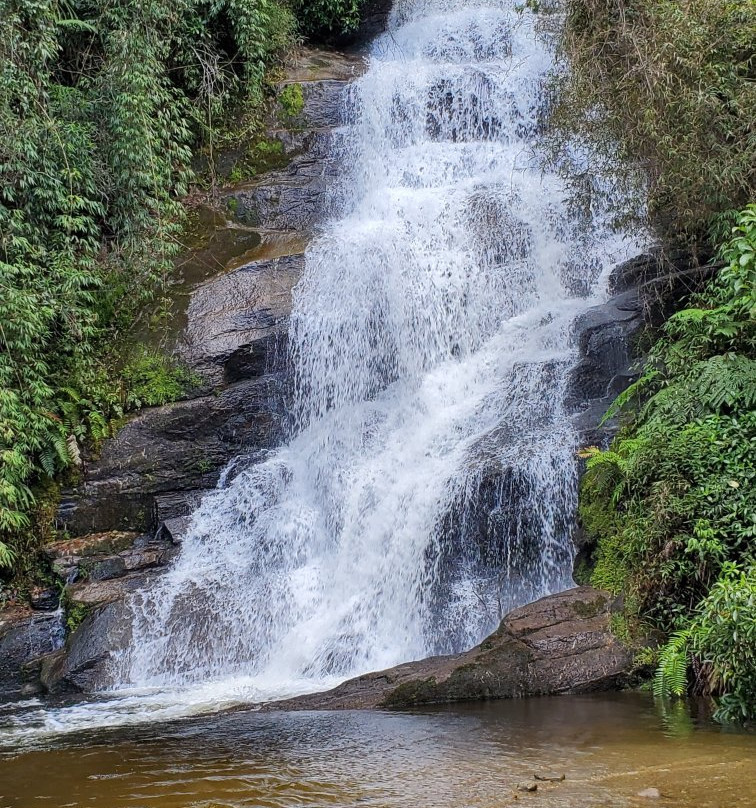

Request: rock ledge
left=267, top=586, right=633, bottom=711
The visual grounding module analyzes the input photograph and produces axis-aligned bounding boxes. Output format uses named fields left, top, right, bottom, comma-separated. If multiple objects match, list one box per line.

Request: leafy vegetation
left=278, top=82, right=305, bottom=118
left=580, top=206, right=756, bottom=720
left=291, top=0, right=365, bottom=38
left=555, top=0, right=756, bottom=241
left=2, top=0, right=370, bottom=579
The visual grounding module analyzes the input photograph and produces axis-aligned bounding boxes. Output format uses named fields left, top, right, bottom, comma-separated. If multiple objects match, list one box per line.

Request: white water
left=1, top=0, right=645, bottom=741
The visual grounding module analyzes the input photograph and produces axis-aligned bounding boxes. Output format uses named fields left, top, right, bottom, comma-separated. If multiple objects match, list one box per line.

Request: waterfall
left=115, top=0, right=642, bottom=695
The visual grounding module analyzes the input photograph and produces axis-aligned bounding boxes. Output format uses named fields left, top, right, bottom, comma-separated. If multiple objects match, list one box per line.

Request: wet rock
left=29, top=587, right=60, bottom=612
left=534, top=773, right=565, bottom=782
left=228, top=168, right=330, bottom=232
left=38, top=536, right=173, bottom=694
left=41, top=596, right=135, bottom=693
left=339, top=0, right=393, bottom=45
left=567, top=289, right=642, bottom=446
left=58, top=375, right=283, bottom=536
left=68, top=572, right=150, bottom=608
left=157, top=516, right=192, bottom=544
left=267, top=587, right=633, bottom=710
left=88, top=556, right=127, bottom=581
left=0, top=608, right=65, bottom=698
left=517, top=783, right=538, bottom=792
left=568, top=252, right=720, bottom=448
left=180, top=253, right=302, bottom=384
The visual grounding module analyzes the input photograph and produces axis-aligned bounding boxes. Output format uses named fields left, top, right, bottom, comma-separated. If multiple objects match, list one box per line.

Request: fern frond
left=655, top=629, right=691, bottom=699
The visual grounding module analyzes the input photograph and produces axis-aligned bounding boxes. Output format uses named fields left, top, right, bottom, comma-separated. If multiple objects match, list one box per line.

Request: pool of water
left=1, top=693, right=754, bottom=808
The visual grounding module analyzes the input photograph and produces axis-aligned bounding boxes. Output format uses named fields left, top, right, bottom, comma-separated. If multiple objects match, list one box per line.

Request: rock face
left=567, top=251, right=719, bottom=448
left=0, top=608, right=64, bottom=698
left=268, top=587, right=633, bottom=710
left=0, top=48, right=367, bottom=699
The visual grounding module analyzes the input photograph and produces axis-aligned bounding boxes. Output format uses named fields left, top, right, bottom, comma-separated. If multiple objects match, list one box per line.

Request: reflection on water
left=1, top=693, right=754, bottom=808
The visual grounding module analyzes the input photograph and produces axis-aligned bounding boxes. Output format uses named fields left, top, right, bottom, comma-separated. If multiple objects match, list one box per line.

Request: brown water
left=1, top=693, right=754, bottom=808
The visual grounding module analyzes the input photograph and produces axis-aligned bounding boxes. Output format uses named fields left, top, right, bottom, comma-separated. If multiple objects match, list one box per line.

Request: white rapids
left=1, top=0, right=645, bottom=742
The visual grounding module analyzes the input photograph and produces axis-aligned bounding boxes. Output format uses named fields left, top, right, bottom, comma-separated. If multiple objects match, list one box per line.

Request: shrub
left=555, top=0, right=756, bottom=241
left=291, top=0, right=365, bottom=38
left=656, top=564, right=756, bottom=722
left=581, top=206, right=756, bottom=720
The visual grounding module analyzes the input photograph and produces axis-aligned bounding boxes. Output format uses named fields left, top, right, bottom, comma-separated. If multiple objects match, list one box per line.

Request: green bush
left=555, top=0, right=756, bottom=241
left=656, top=564, right=756, bottom=722
left=121, top=349, right=200, bottom=409
left=581, top=205, right=756, bottom=720
left=291, top=0, right=364, bottom=38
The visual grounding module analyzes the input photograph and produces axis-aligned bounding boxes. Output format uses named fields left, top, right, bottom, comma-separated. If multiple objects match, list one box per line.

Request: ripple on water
left=1, top=694, right=754, bottom=808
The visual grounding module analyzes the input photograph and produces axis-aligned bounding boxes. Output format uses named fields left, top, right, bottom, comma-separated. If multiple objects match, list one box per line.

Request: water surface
left=2, top=694, right=754, bottom=808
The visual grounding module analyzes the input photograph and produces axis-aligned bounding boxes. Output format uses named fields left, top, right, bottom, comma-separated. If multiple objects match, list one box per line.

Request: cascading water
left=116, top=0, right=642, bottom=693
left=3, top=0, right=646, bottom=739
left=110, top=0, right=643, bottom=696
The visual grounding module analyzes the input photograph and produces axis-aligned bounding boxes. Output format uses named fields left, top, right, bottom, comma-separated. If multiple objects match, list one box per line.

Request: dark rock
left=88, top=556, right=127, bottom=582
left=567, top=253, right=720, bottom=449
left=57, top=375, right=283, bottom=537
left=45, top=531, right=141, bottom=582
left=180, top=253, right=302, bottom=384
left=341, top=0, right=394, bottom=45
left=157, top=516, right=192, bottom=544
left=567, top=289, right=643, bottom=447
left=41, top=597, right=133, bottom=694
left=266, top=587, right=633, bottom=710
left=122, top=546, right=167, bottom=571
left=228, top=169, right=330, bottom=232
left=29, top=587, right=60, bottom=612
left=0, top=608, right=65, bottom=698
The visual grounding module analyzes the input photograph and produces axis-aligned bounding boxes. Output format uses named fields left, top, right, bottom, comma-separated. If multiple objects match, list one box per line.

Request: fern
left=655, top=629, right=691, bottom=699
left=0, top=541, right=15, bottom=569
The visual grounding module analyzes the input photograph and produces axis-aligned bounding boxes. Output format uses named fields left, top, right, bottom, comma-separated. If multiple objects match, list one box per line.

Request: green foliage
left=654, top=628, right=691, bottom=699
left=121, top=349, right=200, bottom=409
left=582, top=206, right=756, bottom=721
left=0, top=0, right=296, bottom=579
left=655, top=564, right=756, bottom=722
left=556, top=0, right=756, bottom=240
left=64, top=595, right=90, bottom=635
left=279, top=83, right=304, bottom=118
left=291, top=0, right=364, bottom=38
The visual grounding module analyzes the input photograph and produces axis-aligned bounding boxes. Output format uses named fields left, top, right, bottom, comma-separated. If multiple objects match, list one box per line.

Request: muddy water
left=1, top=694, right=754, bottom=808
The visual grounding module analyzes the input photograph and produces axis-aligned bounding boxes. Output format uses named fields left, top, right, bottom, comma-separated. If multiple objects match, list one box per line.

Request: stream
left=2, top=694, right=754, bottom=807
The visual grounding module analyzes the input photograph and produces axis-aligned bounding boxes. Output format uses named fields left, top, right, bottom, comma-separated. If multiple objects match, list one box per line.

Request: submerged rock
left=637, top=787, right=662, bottom=799
left=267, top=587, right=633, bottom=710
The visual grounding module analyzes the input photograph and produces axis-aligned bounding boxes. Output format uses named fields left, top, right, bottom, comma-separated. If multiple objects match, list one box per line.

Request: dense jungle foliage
left=560, top=0, right=755, bottom=722
left=557, top=0, right=756, bottom=241
left=0, top=0, right=364, bottom=577
left=580, top=206, right=756, bottom=721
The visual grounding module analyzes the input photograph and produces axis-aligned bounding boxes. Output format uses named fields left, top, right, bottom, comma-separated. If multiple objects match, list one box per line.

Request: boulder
left=567, top=251, right=720, bottom=448
left=0, top=608, right=65, bottom=698
left=267, top=587, right=633, bottom=710
left=41, top=596, right=135, bottom=694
